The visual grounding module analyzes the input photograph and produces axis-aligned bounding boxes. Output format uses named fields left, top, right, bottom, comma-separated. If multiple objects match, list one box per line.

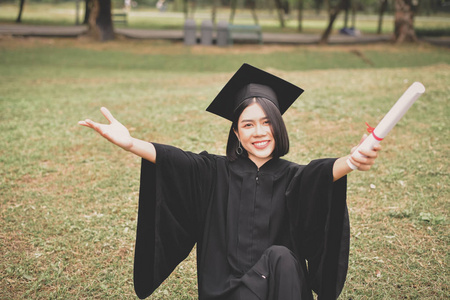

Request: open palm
left=79, top=107, right=133, bottom=150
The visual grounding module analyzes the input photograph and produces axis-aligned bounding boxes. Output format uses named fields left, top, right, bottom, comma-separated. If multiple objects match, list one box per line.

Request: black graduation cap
left=206, top=63, right=304, bottom=121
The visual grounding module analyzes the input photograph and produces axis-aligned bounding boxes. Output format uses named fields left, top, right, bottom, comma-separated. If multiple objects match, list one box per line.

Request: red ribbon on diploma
left=365, top=122, right=383, bottom=141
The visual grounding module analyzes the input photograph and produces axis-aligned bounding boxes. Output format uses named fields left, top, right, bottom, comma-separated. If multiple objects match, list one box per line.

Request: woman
left=79, top=64, right=380, bottom=300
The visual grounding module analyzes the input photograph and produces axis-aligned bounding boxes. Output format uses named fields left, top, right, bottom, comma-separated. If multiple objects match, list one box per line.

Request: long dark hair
left=226, top=97, right=290, bottom=161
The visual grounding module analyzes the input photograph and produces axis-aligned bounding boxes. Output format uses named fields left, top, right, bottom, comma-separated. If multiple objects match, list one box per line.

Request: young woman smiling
left=79, top=64, right=380, bottom=300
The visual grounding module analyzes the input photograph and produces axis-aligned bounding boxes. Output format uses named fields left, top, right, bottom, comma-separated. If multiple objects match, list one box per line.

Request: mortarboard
left=206, top=63, right=304, bottom=121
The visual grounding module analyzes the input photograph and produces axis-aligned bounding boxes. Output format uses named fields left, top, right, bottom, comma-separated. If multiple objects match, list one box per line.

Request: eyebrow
left=239, top=116, right=269, bottom=123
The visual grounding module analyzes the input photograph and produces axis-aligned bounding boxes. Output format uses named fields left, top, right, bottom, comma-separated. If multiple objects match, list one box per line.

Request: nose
left=254, top=124, right=266, bottom=136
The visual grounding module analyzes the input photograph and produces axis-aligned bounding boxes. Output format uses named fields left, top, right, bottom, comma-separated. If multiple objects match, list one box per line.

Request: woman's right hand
left=79, top=107, right=133, bottom=150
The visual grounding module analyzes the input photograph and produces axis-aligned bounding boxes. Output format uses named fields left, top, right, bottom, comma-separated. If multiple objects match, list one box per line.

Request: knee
left=266, top=245, right=290, bottom=256
left=265, top=245, right=298, bottom=266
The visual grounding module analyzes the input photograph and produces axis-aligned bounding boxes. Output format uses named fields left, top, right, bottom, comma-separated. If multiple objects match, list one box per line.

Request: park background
left=1, top=0, right=449, bottom=299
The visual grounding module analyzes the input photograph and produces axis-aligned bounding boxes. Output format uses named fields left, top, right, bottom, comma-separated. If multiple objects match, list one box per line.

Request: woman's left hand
left=347, top=134, right=382, bottom=171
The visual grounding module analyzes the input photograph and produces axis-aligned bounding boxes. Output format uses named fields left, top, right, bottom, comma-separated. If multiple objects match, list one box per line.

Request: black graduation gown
left=134, top=143, right=349, bottom=300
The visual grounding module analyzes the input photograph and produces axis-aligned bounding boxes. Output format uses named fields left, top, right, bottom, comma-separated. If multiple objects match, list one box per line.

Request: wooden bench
left=112, top=12, right=128, bottom=25
left=228, top=24, right=262, bottom=45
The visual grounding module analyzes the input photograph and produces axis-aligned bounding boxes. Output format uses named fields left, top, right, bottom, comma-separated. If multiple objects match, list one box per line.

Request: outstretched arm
left=333, top=134, right=381, bottom=182
left=78, top=107, right=156, bottom=163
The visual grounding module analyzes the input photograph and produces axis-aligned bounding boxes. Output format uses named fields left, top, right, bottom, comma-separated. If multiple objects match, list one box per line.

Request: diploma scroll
left=347, top=82, right=426, bottom=170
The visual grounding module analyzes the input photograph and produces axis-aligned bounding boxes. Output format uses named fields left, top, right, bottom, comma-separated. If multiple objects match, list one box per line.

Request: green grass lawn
left=0, top=38, right=449, bottom=299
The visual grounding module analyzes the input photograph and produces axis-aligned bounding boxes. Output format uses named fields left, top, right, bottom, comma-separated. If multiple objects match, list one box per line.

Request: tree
left=273, top=0, right=286, bottom=27
left=247, top=0, right=259, bottom=25
left=16, top=0, right=25, bottom=23
left=84, top=0, right=93, bottom=25
left=377, top=0, right=388, bottom=34
left=315, top=0, right=324, bottom=14
left=212, top=0, right=218, bottom=24
left=184, top=0, right=197, bottom=19
left=394, top=0, right=418, bottom=43
left=87, top=0, right=114, bottom=41
left=320, top=0, right=348, bottom=44
left=229, top=0, right=259, bottom=25
left=297, top=0, right=304, bottom=31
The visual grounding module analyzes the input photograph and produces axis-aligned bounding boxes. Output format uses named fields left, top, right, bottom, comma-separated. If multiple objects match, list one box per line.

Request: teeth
left=254, top=141, right=268, bottom=147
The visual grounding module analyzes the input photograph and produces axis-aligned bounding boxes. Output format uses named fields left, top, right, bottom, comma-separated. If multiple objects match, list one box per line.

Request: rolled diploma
left=347, top=82, right=426, bottom=170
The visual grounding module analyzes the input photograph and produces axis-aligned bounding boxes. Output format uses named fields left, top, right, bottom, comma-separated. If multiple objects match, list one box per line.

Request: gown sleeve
left=286, top=158, right=349, bottom=300
left=133, top=143, right=216, bottom=299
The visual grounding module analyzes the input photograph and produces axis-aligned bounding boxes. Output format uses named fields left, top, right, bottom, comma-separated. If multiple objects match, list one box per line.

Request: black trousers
left=229, top=245, right=313, bottom=300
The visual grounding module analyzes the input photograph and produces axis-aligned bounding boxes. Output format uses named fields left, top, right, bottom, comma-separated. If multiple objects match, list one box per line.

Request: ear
left=233, top=127, right=240, bottom=141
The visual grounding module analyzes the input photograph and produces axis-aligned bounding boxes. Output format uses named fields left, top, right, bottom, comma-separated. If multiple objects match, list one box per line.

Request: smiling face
left=234, top=102, right=275, bottom=168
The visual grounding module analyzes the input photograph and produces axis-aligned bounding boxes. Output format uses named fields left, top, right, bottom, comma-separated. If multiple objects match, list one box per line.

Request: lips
left=253, top=140, right=270, bottom=149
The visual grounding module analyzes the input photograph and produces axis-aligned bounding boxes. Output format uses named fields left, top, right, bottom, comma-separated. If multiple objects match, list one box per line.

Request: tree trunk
left=320, top=0, right=346, bottom=44
left=297, top=0, right=304, bottom=32
left=274, top=0, right=285, bottom=28
left=183, top=0, right=188, bottom=19
left=190, top=0, right=197, bottom=19
left=394, top=0, right=418, bottom=43
left=351, top=0, right=356, bottom=28
left=212, top=0, right=217, bottom=24
left=377, top=0, right=388, bottom=34
left=229, top=0, right=237, bottom=23
left=315, top=0, right=324, bottom=15
left=343, top=0, right=350, bottom=28
left=87, top=0, right=114, bottom=41
left=83, top=0, right=93, bottom=25
left=16, top=0, right=25, bottom=23
left=183, top=0, right=197, bottom=19
left=248, top=0, right=259, bottom=25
